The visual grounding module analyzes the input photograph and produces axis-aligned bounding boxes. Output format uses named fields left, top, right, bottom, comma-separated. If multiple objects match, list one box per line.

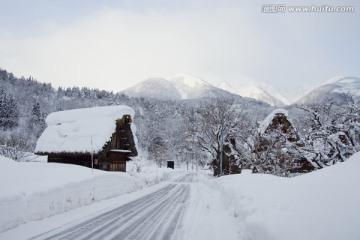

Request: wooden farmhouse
left=35, top=105, right=138, bottom=172
left=256, top=109, right=315, bottom=174
left=258, top=109, right=299, bottom=141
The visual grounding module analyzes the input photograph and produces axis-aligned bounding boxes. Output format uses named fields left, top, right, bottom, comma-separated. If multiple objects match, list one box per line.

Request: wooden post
left=228, top=156, right=231, bottom=175
left=91, top=137, right=93, bottom=173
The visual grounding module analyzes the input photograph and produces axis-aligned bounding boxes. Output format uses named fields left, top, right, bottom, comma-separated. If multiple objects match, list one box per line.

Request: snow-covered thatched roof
left=258, top=109, right=289, bottom=134
left=35, top=105, right=135, bottom=153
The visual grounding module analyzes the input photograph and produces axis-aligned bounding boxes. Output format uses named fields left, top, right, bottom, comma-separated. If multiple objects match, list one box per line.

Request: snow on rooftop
left=35, top=105, right=135, bottom=153
left=258, top=109, right=288, bottom=134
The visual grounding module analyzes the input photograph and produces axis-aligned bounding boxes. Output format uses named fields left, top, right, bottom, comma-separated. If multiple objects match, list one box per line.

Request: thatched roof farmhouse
left=35, top=105, right=138, bottom=172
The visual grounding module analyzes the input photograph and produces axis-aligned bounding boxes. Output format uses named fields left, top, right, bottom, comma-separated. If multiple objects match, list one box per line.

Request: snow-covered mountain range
left=123, top=74, right=360, bottom=106
left=123, top=73, right=234, bottom=100
left=123, top=74, right=288, bottom=106
left=295, top=76, right=360, bottom=104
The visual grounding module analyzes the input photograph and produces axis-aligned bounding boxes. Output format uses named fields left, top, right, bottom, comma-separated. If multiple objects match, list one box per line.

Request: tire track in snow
left=31, top=174, right=193, bottom=240
left=38, top=185, right=174, bottom=240
left=109, top=185, right=188, bottom=240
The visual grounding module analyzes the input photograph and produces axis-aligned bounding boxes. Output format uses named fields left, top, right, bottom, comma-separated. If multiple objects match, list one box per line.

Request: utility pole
left=219, top=127, right=224, bottom=177
left=196, top=153, right=198, bottom=172
left=229, top=156, right=231, bottom=175
left=175, top=153, right=178, bottom=169
left=191, top=123, right=195, bottom=172
left=192, top=151, right=194, bottom=171
left=91, top=137, right=94, bottom=173
left=186, top=151, right=189, bottom=171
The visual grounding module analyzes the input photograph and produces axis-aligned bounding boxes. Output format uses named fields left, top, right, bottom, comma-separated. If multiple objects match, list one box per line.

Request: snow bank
left=182, top=173, right=240, bottom=240
left=0, top=155, right=184, bottom=232
left=35, top=105, right=135, bottom=153
left=211, top=153, right=360, bottom=240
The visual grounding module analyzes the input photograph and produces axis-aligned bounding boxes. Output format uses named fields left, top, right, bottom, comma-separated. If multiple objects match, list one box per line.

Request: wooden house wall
left=98, top=151, right=129, bottom=171
left=108, top=161, right=126, bottom=171
left=48, top=153, right=97, bottom=168
left=114, top=121, right=137, bottom=156
left=101, top=115, right=138, bottom=158
left=108, top=152, right=126, bottom=162
left=47, top=152, right=128, bottom=172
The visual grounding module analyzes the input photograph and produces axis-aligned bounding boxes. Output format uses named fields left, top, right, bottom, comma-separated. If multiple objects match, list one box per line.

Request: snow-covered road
left=4, top=156, right=359, bottom=240
left=30, top=174, right=195, bottom=240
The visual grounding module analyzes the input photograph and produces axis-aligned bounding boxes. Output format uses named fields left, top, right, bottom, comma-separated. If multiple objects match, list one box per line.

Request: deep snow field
left=197, top=154, right=360, bottom=240
left=0, top=153, right=360, bottom=240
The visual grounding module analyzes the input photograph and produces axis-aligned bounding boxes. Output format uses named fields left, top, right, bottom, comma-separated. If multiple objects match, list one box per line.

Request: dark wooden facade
left=38, top=115, right=137, bottom=172
left=257, top=112, right=315, bottom=174
left=167, top=161, right=174, bottom=169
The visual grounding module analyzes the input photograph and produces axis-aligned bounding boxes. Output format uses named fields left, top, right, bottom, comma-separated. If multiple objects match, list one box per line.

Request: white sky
left=0, top=0, right=359, bottom=100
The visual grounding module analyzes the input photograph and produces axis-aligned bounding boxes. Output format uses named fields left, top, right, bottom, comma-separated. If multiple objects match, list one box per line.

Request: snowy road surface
left=30, top=174, right=195, bottom=240
left=2, top=157, right=360, bottom=240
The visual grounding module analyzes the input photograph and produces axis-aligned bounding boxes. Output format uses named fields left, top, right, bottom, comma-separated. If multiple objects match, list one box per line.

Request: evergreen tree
left=0, top=89, right=5, bottom=129
left=0, top=89, right=19, bottom=130
left=28, top=102, right=46, bottom=138
left=31, top=102, right=41, bottom=121
left=5, top=95, right=19, bottom=129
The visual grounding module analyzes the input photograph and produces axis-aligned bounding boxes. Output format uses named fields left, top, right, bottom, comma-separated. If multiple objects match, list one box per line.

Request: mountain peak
left=122, top=74, right=229, bottom=100
left=167, top=73, right=212, bottom=88
left=122, top=77, right=182, bottom=100
left=215, top=80, right=289, bottom=106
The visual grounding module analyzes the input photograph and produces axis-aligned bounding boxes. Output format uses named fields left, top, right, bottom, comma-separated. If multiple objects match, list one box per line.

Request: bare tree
left=296, top=95, right=360, bottom=167
left=0, top=131, right=32, bottom=161
left=194, top=97, right=249, bottom=176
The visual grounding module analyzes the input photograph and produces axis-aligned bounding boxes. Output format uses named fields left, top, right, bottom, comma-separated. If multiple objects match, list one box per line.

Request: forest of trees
left=1, top=68, right=359, bottom=177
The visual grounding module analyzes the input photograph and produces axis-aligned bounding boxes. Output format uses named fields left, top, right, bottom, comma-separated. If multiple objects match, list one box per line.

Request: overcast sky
left=0, top=0, right=359, bottom=100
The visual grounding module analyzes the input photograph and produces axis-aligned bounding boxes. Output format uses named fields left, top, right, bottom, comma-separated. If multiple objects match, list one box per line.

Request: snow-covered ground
left=188, top=153, right=360, bottom=240
left=1, top=153, right=360, bottom=240
left=0, top=155, right=184, bottom=233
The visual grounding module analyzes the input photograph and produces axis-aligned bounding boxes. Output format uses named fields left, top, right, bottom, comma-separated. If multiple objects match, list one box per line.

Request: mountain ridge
left=123, top=74, right=234, bottom=101
left=295, top=76, right=360, bottom=104
left=123, top=73, right=288, bottom=106
left=215, top=81, right=289, bottom=107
